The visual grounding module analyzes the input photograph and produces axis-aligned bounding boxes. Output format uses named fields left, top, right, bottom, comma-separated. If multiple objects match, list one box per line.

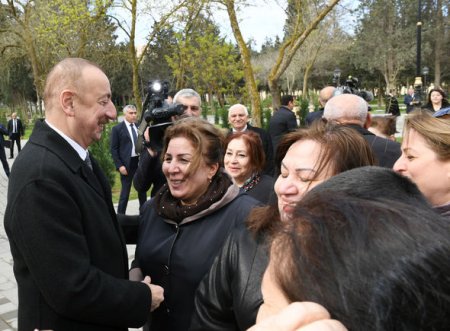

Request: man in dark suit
left=324, top=94, right=401, bottom=168
left=227, top=103, right=274, bottom=174
left=111, top=104, right=146, bottom=214
left=305, top=86, right=335, bottom=126
left=268, top=94, right=298, bottom=154
left=7, top=112, right=24, bottom=158
left=4, top=58, right=163, bottom=330
left=0, top=123, right=10, bottom=177
left=404, top=88, right=416, bottom=113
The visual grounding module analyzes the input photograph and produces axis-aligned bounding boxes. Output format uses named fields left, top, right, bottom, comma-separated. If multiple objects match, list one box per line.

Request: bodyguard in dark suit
left=268, top=94, right=298, bottom=154
left=111, top=105, right=147, bottom=214
left=227, top=103, right=274, bottom=174
left=324, top=94, right=401, bottom=168
left=7, top=112, right=24, bottom=158
left=0, top=123, right=10, bottom=176
left=4, top=58, right=163, bottom=330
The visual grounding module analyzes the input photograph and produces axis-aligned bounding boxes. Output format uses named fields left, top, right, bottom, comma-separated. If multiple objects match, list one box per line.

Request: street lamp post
left=333, top=68, right=341, bottom=87
left=422, top=66, right=429, bottom=94
left=414, top=0, right=423, bottom=104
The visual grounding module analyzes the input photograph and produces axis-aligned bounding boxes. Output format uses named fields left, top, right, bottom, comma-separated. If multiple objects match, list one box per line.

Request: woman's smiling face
left=162, top=136, right=218, bottom=205
left=275, top=139, right=333, bottom=222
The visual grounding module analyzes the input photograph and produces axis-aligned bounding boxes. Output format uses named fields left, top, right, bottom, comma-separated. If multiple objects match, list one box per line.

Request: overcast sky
left=212, top=1, right=287, bottom=50
left=116, top=0, right=287, bottom=51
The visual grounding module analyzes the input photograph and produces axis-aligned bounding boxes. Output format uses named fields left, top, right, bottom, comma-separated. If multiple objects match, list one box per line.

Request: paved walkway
left=0, top=142, right=141, bottom=330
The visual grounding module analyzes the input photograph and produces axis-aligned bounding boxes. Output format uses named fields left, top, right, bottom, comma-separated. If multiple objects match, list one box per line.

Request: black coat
left=133, top=149, right=166, bottom=197
left=346, top=124, right=401, bottom=168
left=243, top=174, right=274, bottom=205
left=134, top=190, right=259, bottom=331
left=5, top=120, right=151, bottom=330
left=268, top=106, right=297, bottom=154
left=110, top=121, right=135, bottom=170
left=191, top=226, right=268, bottom=331
left=305, top=109, right=324, bottom=126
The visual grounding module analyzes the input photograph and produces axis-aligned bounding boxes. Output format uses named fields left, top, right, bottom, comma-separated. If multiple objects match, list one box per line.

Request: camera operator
left=133, top=88, right=202, bottom=201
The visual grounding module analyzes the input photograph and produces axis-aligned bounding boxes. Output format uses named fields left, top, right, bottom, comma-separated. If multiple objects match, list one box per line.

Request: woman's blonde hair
left=404, top=110, right=450, bottom=161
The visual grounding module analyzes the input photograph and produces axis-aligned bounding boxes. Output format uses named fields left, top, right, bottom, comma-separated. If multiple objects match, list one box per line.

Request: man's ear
left=61, top=90, right=76, bottom=117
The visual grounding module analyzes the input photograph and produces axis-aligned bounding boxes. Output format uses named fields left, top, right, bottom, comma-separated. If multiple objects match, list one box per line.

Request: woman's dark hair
left=162, top=117, right=224, bottom=177
left=425, top=88, right=449, bottom=109
left=270, top=167, right=450, bottom=330
left=247, top=120, right=376, bottom=235
left=224, top=131, right=266, bottom=175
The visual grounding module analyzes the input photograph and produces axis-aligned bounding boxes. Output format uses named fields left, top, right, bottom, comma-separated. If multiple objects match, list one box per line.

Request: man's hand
left=144, top=127, right=156, bottom=157
left=119, top=166, right=128, bottom=176
left=142, top=276, right=164, bottom=312
left=248, top=302, right=347, bottom=331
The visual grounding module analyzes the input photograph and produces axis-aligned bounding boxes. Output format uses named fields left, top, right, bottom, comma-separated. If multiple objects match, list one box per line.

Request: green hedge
left=89, top=123, right=116, bottom=187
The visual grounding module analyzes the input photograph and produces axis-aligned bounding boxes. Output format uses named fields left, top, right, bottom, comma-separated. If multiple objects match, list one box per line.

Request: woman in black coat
left=130, top=118, right=258, bottom=331
left=190, top=121, right=376, bottom=330
left=224, top=131, right=274, bottom=204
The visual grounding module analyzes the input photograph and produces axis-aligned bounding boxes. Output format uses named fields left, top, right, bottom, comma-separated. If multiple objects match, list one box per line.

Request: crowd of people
left=3, top=57, right=450, bottom=331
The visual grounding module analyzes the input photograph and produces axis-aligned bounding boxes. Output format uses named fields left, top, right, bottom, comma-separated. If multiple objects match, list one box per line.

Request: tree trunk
left=225, top=0, right=262, bottom=127
left=267, top=0, right=341, bottom=110
left=129, top=0, right=143, bottom=115
left=302, top=65, right=312, bottom=99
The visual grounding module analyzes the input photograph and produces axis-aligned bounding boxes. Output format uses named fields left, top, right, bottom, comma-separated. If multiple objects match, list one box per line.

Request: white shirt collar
left=45, top=120, right=88, bottom=161
left=232, top=124, right=248, bottom=132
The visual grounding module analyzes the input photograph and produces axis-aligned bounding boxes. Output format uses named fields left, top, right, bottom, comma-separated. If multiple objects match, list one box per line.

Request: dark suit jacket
left=228, top=124, right=274, bottom=175
left=346, top=124, right=401, bottom=168
left=111, top=121, right=135, bottom=170
left=7, top=118, right=24, bottom=137
left=404, top=94, right=415, bottom=113
left=305, top=109, right=324, bottom=126
left=4, top=120, right=151, bottom=330
left=268, top=106, right=297, bottom=154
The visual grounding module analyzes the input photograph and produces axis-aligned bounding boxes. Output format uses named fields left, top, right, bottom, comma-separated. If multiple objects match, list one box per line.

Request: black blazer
left=111, top=121, right=135, bottom=170
left=268, top=106, right=297, bottom=154
left=346, top=124, right=401, bottom=168
left=305, top=109, right=324, bottom=126
left=7, top=118, right=24, bottom=137
left=4, top=121, right=151, bottom=330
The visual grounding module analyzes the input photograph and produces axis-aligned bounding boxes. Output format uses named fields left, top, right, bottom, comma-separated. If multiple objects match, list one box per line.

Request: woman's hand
left=247, top=302, right=347, bottom=331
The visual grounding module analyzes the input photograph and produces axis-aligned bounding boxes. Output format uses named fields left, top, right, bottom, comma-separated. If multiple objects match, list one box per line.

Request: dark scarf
left=242, top=173, right=261, bottom=192
left=154, top=171, right=233, bottom=223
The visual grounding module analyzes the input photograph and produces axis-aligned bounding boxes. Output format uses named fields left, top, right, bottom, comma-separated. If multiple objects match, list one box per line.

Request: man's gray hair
left=228, top=104, right=249, bottom=116
left=173, top=89, right=201, bottom=106
left=123, top=104, right=136, bottom=113
left=323, top=94, right=368, bottom=124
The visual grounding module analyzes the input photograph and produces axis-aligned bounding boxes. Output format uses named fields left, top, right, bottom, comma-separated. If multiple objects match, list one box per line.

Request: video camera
left=334, top=76, right=374, bottom=103
left=136, top=80, right=184, bottom=153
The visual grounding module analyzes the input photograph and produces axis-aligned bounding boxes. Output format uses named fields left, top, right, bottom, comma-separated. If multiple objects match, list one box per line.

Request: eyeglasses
left=433, top=106, right=450, bottom=118
left=182, top=105, right=200, bottom=112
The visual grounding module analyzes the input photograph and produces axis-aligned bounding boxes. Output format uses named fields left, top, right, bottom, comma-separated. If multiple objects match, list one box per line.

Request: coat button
left=163, top=265, right=169, bottom=275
